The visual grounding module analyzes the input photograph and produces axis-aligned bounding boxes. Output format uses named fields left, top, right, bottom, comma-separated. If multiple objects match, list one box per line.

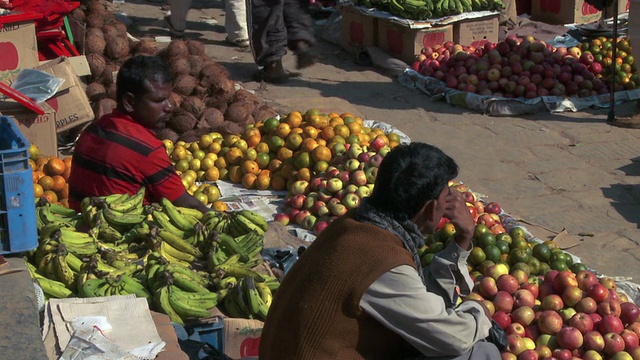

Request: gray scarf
left=355, top=198, right=426, bottom=285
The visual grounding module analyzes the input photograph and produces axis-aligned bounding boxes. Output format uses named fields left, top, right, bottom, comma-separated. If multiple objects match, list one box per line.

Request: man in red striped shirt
left=68, top=55, right=209, bottom=213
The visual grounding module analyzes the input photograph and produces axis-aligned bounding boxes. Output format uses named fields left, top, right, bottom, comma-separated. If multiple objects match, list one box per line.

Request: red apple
left=553, top=271, right=578, bottom=294
left=507, top=334, right=528, bottom=356
left=514, top=289, right=536, bottom=309
left=603, top=332, right=626, bottom=356
left=494, top=310, right=512, bottom=329
left=521, top=283, right=539, bottom=299
left=507, top=322, right=527, bottom=337
left=600, top=277, right=618, bottom=291
left=582, top=349, right=603, bottom=360
left=568, top=312, right=594, bottom=334
left=562, top=286, right=584, bottom=307
left=494, top=290, right=515, bottom=313
left=576, top=270, right=599, bottom=291
left=575, top=297, right=598, bottom=314
left=588, top=283, right=609, bottom=303
left=557, top=326, right=584, bottom=350
left=538, top=310, right=564, bottom=335
left=626, top=322, right=640, bottom=339
left=498, top=274, right=520, bottom=295
left=518, top=349, right=539, bottom=360
left=485, top=201, right=501, bottom=214
left=622, top=329, right=640, bottom=350
left=541, top=294, right=564, bottom=311
left=477, top=276, right=499, bottom=299
left=599, top=315, right=625, bottom=335
left=512, top=306, right=536, bottom=326
left=552, top=348, right=572, bottom=360
left=583, top=331, right=606, bottom=352
left=598, top=299, right=622, bottom=318
left=621, top=302, right=640, bottom=325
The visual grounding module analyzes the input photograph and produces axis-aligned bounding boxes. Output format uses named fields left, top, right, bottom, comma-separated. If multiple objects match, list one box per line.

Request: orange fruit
left=212, top=201, right=228, bottom=212
left=329, top=117, right=344, bottom=127
left=35, top=157, right=48, bottom=172
left=314, top=160, right=329, bottom=173
left=311, top=145, right=332, bottom=163
left=214, top=157, right=228, bottom=169
left=42, top=190, right=58, bottom=203
left=296, top=167, right=311, bottom=182
left=255, top=142, right=270, bottom=153
left=256, top=152, right=271, bottom=169
left=347, top=122, right=362, bottom=134
left=320, top=126, right=335, bottom=141
left=285, top=112, right=303, bottom=129
left=303, top=126, right=319, bottom=139
left=242, top=173, right=258, bottom=189
left=268, top=159, right=282, bottom=172
left=305, top=108, right=322, bottom=122
left=307, top=115, right=324, bottom=129
left=225, top=148, right=244, bottom=165
left=62, top=157, right=72, bottom=179
left=35, top=170, right=46, bottom=181
left=28, top=159, right=36, bottom=170
left=277, top=147, right=294, bottom=162
left=208, top=141, right=222, bottom=154
left=205, top=167, right=220, bottom=181
left=33, top=183, right=44, bottom=198
left=38, top=176, right=55, bottom=191
left=301, top=138, right=318, bottom=153
left=51, top=175, right=66, bottom=192
left=275, top=123, right=291, bottom=139
left=32, top=171, right=39, bottom=183
left=285, top=133, right=303, bottom=150
left=59, top=198, right=69, bottom=208
left=228, top=165, right=243, bottom=183
left=279, top=163, right=296, bottom=179
left=255, top=172, right=271, bottom=190
left=28, top=144, right=40, bottom=160
left=243, top=127, right=262, bottom=148
left=271, top=174, right=286, bottom=191
left=334, top=124, right=350, bottom=138
left=58, top=183, right=69, bottom=200
left=241, top=160, right=260, bottom=175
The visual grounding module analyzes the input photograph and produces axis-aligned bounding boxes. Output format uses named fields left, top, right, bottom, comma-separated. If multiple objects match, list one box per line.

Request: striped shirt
left=68, top=110, right=184, bottom=212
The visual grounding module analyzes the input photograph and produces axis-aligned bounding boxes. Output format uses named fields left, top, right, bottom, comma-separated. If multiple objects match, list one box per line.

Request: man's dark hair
left=367, top=142, right=459, bottom=222
left=116, top=55, right=173, bottom=104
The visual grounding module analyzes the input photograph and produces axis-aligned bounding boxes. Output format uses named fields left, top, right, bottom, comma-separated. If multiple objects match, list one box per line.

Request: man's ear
left=413, top=199, right=437, bottom=224
left=122, top=92, right=136, bottom=113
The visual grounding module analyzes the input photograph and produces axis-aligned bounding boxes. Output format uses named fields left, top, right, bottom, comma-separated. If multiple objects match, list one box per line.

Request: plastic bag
left=484, top=319, right=507, bottom=352
left=261, top=247, right=305, bottom=275
left=10, top=69, right=65, bottom=104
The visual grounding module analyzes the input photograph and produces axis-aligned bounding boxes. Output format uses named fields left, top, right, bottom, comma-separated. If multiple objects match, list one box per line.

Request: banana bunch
left=35, top=202, right=83, bottom=232
left=226, top=210, right=269, bottom=238
left=207, top=231, right=264, bottom=271
left=386, top=0, right=505, bottom=20
left=27, top=260, right=75, bottom=299
left=35, top=223, right=99, bottom=262
left=85, top=253, right=142, bottom=278
left=36, top=244, right=80, bottom=291
left=143, top=223, right=203, bottom=267
left=201, top=210, right=232, bottom=235
left=222, top=276, right=272, bottom=321
left=78, top=273, right=151, bottom=302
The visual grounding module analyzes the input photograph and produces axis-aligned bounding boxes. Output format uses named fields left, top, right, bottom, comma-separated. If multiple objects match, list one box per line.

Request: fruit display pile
left=418, top=184, right=640, bottom=360
left=29, top=147, right=72, bottom=208
left=354, top=0, right=505, bottom=20
left=70, top=0, right=277, bottom=143
left=27, top=189, right=278, bottom=325
left=411, top=35, right=638, bottom=98
left=162, top=109, right=404, bottom=208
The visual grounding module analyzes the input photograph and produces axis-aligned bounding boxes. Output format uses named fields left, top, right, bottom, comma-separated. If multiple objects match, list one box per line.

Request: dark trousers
left=246, top=0, right=315, bottom=67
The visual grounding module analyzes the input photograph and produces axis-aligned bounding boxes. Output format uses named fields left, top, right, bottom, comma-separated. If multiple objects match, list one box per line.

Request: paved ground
left=119, top=0, right=640, bottom=281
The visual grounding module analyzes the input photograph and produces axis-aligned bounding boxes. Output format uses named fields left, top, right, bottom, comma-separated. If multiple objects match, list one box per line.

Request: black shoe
left=253, top=60, right=299, bottom=84
left=296, top=51, right=316, bottom=69
left=164, top=15, right=185, bottom=38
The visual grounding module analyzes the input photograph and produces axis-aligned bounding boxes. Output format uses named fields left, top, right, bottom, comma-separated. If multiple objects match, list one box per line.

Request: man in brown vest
left=259, top=142, right=500, bottom=359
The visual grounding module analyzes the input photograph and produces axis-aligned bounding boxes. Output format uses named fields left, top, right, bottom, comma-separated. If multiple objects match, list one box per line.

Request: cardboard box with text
left=341, top=5, right=377, bottom=54
left=0, top=103, right=57, bottom=156
left=223, top=318, right=263, bottom=359
left=378, top=20, right=453, bottom=64
left=0, top=21, right=39, bottom=83
left=453, top=14, right=499, bottom=48
left=531, top=0, right=601, bottom=24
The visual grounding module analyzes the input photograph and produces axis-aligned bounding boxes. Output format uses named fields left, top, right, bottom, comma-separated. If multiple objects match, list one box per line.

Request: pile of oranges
left=162, top=108, right=403, bottom=203
left=28, top=144, right=72, bottom=207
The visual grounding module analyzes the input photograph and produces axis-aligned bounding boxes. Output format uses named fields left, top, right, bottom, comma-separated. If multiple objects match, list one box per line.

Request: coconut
left=177, top=129, right=202, bottom=143
left=193, top=86, right=208, bottom=98
left=181, top=96, right=205, bottom=117
left=107, top=83, right=117, bottom=100
left=85, top=82, right=106, bottom=102
left=101, top=24, right=119, bottom=39
left=199, top=63, right=230, bottom=84
left=185, top=40, right=205, bottom=56
left=165, top=40, right=189, bottom=59
left=86, top=28, right=105, bottom=41
left=156, top=128, right=180, bottom=143
left=105, top=35, right=130, bottom=60
left=85, top=34, right=106, bottom=55
left=205, top=96, right=228, bottom=114
left=169, top=57, right=191, bottom=76
left=70, top=8, right=85, bottom=22
left=187, top=56, right=206, bottom=77
left=86, top=0, right=105, bottom=14
left=201, top=107, right=224, bottom=129
left=232, top=88, right=262, bottom=107
left=98, top=63, right=119, bottom=86
left=115, top=55, right=132, bottom=66
left=133, top=38, right=158, bottom=55
left=225, top=100, right=256, bottom=124
left=193, top=127, right=214, bottom=137
left=93, top=98, right=117, bottom=119
left=173, top=74, right=197, bottom=96
left=216, top=121, right=244, bottom=136
left=87, top=53, right=106, bottom=78
left=252, top=104, right=279, bottom=123
left=86, top=12, right=105, bottom=29
left=167, top=108, right=198, bottom=134
left=168, top=92, right=183, bottom=108
left=111, top=21, right=128, bottom=37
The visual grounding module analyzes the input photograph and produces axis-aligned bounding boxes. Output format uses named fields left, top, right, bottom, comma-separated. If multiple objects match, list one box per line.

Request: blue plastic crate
left=0, top=116, right=38, bottom=255
left=185, top=316, right=224, bottom=353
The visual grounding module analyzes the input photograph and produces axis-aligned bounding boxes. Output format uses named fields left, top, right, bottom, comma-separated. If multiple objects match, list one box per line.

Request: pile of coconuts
left=72, top=0, right=278, bottom=143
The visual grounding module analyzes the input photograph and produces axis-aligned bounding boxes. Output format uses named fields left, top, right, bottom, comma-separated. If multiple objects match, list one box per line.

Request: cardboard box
left=604, top=0, right=630, bottom=18
left=341, top=5, right=377, bottom=54
left=453, top=15, right=499, bottom=48
left=0, top=21, right=39, bottom=83
left=223, top=318, right=264, bottom=359
left=377, top=19, right=453, bottom=64
left=0, top=103, right=58, bottom=156
left=36, top=57, right=94, bottom=132
left=531, top=0, right=602, bottom=24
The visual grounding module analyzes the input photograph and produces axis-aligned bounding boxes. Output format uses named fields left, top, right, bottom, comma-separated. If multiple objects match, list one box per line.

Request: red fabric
left=68, top=111, right=185, bottom=212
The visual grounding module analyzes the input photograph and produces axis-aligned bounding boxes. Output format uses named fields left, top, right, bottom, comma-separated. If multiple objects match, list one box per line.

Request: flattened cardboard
left=341, top=5, right=377, bottom=54
left=453, top=14, right=499, bottom=48
left=0, top=102, right=57, bottom=156
left=377, top=20, right=453, bottom=64
left=0, top=21, right=39, bottom=83
left=531, top=0, right=601, bottom=25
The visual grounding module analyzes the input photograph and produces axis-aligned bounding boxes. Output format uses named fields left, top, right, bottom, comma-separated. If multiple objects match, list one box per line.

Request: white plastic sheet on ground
left=398, top=68, right=640, bottom=116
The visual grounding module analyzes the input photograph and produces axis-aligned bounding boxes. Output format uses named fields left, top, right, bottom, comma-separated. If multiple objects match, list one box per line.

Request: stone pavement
left=119, top=0, right=640, bottom=281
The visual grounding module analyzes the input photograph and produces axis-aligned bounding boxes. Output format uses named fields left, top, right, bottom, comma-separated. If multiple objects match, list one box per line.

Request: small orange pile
left=28, top=144, right=72, bottom=208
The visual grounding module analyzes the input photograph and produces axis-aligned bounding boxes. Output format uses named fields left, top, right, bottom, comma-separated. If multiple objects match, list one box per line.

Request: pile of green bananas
left=27, top=191, right=277, bottom=324
left=358, top=0, right=505, bottom=20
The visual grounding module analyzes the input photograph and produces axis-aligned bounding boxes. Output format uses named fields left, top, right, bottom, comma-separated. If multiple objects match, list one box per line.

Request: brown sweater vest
left=258, top=210, right=418, bottom=360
